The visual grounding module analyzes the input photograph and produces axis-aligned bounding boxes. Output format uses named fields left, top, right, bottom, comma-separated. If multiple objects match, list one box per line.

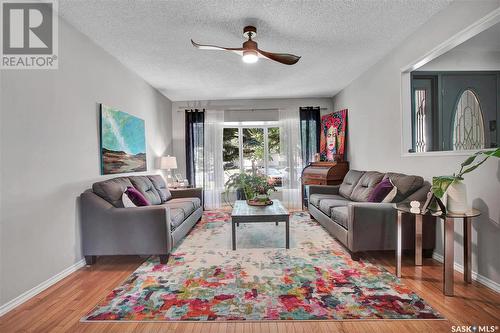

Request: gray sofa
left=308, top=170, right=435, bottom=259
left=80, top=175, right=202, bottom=265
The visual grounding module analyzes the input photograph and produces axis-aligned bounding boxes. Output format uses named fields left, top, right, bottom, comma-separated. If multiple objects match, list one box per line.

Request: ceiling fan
left=191, top=26, right=301, bottom=65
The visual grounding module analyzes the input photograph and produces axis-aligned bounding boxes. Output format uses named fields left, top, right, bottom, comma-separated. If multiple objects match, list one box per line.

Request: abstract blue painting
left=100, top=104, right=147, bottom=174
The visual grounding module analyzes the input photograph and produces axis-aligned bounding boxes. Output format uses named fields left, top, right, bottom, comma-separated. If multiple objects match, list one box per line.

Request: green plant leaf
left=461, top=162, right=482, bottom=175
left=461, top=153, right=495, bottom=176
left=483, top=147, right=500, bottom=158
left=460, top=154, right=479, bottom=167
left=456, top=148, right=500, bottom=178
left=433, top=148, right=499, bottom=199
left=432, top=176, right=456, bottom=199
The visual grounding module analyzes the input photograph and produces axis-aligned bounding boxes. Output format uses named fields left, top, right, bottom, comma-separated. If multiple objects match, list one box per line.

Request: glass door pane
left=223, top=128, right=240, bottom=183
left=267, top=127, right=282, bottom=187
left=243, top=128, right=264, bottom=175
left=193, top=123, right=204, bottom=187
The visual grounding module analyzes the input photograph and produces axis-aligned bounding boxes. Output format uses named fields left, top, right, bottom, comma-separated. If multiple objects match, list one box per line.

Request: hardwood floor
left=0, top=253, right=499, bottom=333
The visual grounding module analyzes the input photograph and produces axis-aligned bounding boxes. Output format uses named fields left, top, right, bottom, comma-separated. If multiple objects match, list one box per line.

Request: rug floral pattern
left=83, top=211, right=442, bottom=321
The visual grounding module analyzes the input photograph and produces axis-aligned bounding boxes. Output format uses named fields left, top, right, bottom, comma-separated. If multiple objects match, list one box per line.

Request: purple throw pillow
left=125, top=186, right=150, bottom=206
left=368, top=178, right=394, bottom=203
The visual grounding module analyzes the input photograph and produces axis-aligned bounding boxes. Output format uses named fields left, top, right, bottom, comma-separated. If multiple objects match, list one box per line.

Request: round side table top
left=395, top=202, right=481, bottom=218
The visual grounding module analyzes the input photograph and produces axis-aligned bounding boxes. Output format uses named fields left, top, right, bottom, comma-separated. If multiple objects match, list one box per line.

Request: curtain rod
left=177, top=107, right=328, bottom=112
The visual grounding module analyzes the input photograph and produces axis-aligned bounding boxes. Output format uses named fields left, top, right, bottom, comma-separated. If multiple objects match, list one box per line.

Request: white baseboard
left=0, top=258, right=86, bottom=317
left=432, top=252, right=500, bottom=293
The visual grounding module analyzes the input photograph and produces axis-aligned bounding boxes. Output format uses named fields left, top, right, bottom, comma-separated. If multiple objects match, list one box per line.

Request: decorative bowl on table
left=247, top=196, right=273, bottom=206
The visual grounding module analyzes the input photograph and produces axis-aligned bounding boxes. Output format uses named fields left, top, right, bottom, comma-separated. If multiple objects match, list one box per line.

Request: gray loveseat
left=80, top=175, right=202, bottom=265
left=308, top=170, right=435, bottom=259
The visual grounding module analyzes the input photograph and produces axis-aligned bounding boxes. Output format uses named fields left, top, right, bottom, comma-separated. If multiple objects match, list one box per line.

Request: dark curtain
left=299, top=106, right=321, bottom=165
left=185, top=109, right=204, bottom=187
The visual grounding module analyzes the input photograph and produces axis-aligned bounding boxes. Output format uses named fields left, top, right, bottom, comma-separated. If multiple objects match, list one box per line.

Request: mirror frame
left=400, top=8, right=500, bottom=157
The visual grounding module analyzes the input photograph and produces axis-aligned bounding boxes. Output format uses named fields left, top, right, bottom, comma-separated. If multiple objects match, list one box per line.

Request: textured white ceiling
left=58, top=0, right=452, bottom=101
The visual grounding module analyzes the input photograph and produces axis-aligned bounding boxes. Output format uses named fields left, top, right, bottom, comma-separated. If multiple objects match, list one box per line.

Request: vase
left=446, top=181, right=468, bottom=214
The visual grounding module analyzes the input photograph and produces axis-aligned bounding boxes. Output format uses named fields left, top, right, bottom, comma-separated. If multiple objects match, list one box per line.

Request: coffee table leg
left=396, top=211, right=402, bottom=278
left=276, top=221, right=278, bottom=226
left=464, top=217, right=472, bottom=283
left=285, top=218, right=290, bottom=249
left=232, top=221, right=236, bottom=250
left=415, top=214, right=422, bottom=266
left=444, top=217, right=455, bottom=296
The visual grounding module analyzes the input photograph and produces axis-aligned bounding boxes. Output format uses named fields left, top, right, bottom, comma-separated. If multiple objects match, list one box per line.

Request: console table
left=395, top=203, right=480, bottom=296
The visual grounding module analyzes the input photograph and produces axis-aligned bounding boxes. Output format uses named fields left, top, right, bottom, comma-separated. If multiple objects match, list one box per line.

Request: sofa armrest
left=348, top=201, right=395, bottom=212
left=308, top=185, right=341, bottom=196
left=400, top=182, right=431, bottom=203
left=347, top=202, right=396, bottom=228
left=347, top=202, right=396, bottom=252
left=81, top=191, right=172, bottom=255
left=106, top=205, right=171, bottom=225
left=170, top=187, right=203, bottom=206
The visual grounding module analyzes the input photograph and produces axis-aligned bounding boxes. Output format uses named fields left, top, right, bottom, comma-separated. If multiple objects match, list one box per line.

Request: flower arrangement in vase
left=224, top=172, right=277, bottom=206
left=432, top=148, right=499, bottom=213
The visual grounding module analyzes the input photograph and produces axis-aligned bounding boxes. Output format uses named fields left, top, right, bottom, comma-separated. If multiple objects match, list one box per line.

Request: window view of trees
left=223, top=128, right=240, bottom=181
left=267, top=128, right=282, bottom=186
left=243, top=128, right=264, bottom=174
left=223, top=126, right=283, bottom=187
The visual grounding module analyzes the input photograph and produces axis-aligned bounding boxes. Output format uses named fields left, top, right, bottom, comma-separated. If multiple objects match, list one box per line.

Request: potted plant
left=432, top=148, right=499, bottom=213
left=224, top=172, right=277, bottom=206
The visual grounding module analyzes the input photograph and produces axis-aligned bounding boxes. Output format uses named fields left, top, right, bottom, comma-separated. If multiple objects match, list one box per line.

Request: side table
left=395, top=203, right=480, bottom=296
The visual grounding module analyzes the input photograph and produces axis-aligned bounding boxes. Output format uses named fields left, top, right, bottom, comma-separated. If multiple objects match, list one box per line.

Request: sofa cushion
left=121, top=192, right=137, bottom=207
left=125, top=186, right=150, bottom=206
left=309, top=194, right=348, bottom=207
left=350, top=171, right=384, bottom=202
left=382, top=184, right=398, bottom=203
left=163, top=198, right=201, bottom=225
left=339, top=170, right=365, bottom=199
left=383, top=172, right=424, bottom=202
left=129, top=176, right=162, bottom=205
left=330, top=206, right=349, bottom=230
left=92, top=177, right=133, bottom=207
left=319, top=199, right=350, bottom=216
left=170, top=208, right=185, bottom=230
left=148, top=175, right=172, bottom=202
left=368, top=177, right=394, bottom=203
left=168, top=197, right=201, bottom=210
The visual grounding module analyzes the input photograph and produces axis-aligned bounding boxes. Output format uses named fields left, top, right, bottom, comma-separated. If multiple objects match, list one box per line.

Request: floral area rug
left=82, top=211, right=442, bottom=321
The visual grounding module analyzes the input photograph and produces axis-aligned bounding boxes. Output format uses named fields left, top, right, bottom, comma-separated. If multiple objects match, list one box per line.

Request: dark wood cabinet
left=301, top=161, right=349, bottom=209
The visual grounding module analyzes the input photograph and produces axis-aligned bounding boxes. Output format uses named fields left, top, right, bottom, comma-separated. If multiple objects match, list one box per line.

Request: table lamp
left=160, top=155, right=177, bottom=184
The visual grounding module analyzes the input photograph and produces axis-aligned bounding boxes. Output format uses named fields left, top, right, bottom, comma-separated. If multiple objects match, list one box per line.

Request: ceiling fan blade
left=257, top=49, right=301, bottom=65
left=191, top=39, right=243, bottom=55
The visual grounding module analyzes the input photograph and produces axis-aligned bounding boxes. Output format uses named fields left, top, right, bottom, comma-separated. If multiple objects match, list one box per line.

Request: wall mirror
left=402, top=15, right=500, bottom=155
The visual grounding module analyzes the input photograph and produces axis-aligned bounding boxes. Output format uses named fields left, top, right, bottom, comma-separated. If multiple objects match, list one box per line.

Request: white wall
left=0, top=70, right=4, bottom=309
left=332, top=1, right=500, bottom=285
left=418, top=49, right=500, bottom=71
left=171, top=98, right=334, bottom=178
left=0, top=17, right=173, bottom=306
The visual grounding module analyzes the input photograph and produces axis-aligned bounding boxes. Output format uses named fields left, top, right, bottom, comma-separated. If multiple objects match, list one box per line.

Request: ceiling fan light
left=242, top=50, right=258, bottom=64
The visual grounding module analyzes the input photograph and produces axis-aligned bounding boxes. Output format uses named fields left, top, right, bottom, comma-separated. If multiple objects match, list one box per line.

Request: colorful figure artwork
left=320, top=109, right=347, bottom=161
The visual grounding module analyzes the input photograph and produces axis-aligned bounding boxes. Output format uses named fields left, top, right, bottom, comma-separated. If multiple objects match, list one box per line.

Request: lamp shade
left=160, top=156, right=177, bottom=170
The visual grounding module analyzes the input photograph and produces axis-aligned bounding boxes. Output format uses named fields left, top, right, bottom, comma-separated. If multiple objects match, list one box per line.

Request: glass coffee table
left=231, top=200, right=290, bottom=250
